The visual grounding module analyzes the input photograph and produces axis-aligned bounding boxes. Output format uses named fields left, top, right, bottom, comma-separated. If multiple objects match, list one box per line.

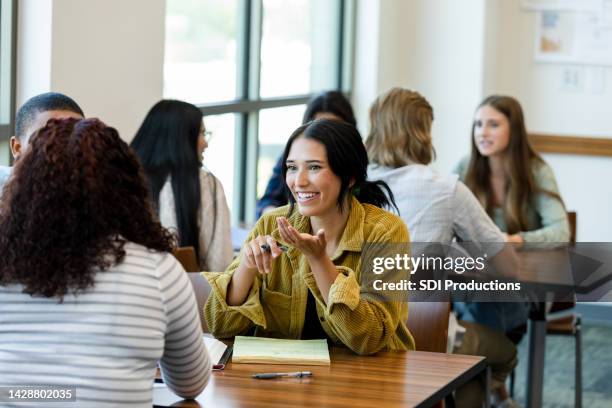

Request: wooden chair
left=172, top=247, right=211, bottom=332
left=407, top=301, right=451, bottom=408
left=406, top=301, right=450, bottom=353
left=172, top=246, right=199, bottom=272
left=509, top=211, right=582, bottom=407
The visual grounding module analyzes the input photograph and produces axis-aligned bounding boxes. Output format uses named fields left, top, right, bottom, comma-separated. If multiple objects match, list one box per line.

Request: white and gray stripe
left=0, top=242, right=211, bottom=408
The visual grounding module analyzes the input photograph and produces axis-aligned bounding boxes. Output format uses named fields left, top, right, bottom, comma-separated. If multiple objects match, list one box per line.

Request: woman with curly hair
left=0, top=118, right=211, bottom=407
left=131, top=100, right=232, bottom=272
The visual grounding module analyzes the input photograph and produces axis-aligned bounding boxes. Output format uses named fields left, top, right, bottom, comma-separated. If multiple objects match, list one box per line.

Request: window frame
left=187, top=0, right=355, bottom=224
left=0, top=0, right=17, bottom=150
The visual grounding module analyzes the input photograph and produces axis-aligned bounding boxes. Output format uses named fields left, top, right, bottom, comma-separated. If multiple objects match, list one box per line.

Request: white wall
left=353, top=0, right=486, bottom=172
left=352, top=0, right=381, bottom=136
left=17, top=0, right=166, bottom=141
left=353, top=0, right=611, bottom=242
left=16, top=0, right=53, bottom=105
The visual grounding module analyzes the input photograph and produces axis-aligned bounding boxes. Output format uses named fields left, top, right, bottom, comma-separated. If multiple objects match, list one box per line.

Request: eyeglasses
left=201, top=129, right=213, bottom=142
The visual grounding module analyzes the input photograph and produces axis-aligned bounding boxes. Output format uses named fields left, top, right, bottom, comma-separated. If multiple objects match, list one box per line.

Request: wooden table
left=153, top=347, right=486, bottom=408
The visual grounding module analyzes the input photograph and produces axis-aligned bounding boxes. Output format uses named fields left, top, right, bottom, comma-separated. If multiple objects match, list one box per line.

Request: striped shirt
left=0, top=242, right=211, bottom=408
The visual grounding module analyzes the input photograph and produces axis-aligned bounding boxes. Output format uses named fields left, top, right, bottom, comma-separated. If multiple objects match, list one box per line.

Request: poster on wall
left=535, top=11, right=578, bottom=62
left=535, top=1, right=612, bottom=66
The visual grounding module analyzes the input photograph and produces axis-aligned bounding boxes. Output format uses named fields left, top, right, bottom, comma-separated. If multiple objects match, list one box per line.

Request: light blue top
left=0, top=165, right=11, bottom=190
left=453, top=156, right=569, bottom=243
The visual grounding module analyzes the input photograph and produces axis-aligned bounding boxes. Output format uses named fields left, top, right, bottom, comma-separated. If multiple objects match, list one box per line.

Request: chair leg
left=444, top=394, right=456, bottom=408
left=509, top=368, right=515, bottom=397
left=575, top=323, right=582, bottom=408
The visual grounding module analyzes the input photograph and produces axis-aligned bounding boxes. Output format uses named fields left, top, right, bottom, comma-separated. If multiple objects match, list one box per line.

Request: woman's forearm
left=306, top=255, right=339, bottom=303
left=226, top=264, right=258, bottom=306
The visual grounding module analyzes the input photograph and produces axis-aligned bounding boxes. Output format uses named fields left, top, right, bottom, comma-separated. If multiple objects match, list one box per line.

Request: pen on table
left=252, top=371, right=313, bottom=379
left=260, top=243, right=289, bottom=253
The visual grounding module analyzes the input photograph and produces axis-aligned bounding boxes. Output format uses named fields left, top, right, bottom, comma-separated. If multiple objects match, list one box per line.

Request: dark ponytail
left=352, top=180, right=398, bottom=213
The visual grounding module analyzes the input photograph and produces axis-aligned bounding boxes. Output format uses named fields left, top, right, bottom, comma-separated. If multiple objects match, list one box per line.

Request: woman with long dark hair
left=256, top=91, right=357, bottom=217
left=454, top=96, right=570, bottom=408
left=0, top=118, right=210, bottom=406
left=457, top=95, right=569, bottom=245
left=205, top=120, right=414, bottom=355
left=131, top=100, right=232, bottom=272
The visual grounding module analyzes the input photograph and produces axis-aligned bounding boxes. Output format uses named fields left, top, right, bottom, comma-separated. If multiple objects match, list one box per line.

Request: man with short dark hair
left=0, top=92, right=84, bottom=189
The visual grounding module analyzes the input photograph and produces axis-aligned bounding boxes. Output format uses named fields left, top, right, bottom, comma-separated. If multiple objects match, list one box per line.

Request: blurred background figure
left=131, top=99, right=232, bottom=272
left=0, top=92, right=84, bottom=192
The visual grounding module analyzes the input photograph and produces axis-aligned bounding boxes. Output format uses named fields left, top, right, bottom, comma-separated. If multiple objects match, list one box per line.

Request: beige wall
left=17, top=0, right=166, bottom=141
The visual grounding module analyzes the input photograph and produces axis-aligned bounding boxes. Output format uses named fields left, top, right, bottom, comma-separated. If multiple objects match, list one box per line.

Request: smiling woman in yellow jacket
left=204, top=120, right=415, bottom=355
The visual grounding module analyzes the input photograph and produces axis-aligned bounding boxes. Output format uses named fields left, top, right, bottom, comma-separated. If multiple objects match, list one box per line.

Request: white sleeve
left=158, top=254, right=211, bottom=398
left=199, top=172, right=233, bottom=272
left=452, top=181, right=506, bottom=256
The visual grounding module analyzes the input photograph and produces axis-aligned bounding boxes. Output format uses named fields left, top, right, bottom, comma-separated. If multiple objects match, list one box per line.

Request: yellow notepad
left=232, top=336, right=330, bottom=366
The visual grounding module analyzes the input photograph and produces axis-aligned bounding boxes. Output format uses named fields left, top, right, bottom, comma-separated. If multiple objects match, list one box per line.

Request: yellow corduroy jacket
left=203, top=197, right=415, bottom=355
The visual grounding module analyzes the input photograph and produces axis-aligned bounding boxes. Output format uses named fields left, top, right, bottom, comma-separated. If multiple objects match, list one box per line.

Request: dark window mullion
left=233, top=0, right=253, bottom=223
left=336, top=0, right=345, bottom=90
left=340, top=0, right=355, bottom=93
left=198, top=95, right=311, bottom=116
left=242, top=0, right=263, bottom=224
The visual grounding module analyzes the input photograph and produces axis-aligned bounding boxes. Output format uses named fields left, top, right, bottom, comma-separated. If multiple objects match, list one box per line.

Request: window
left=0, top=0, right=17, bottom=165
left=164, top=0, right=239, bottom=104
left=164, top=0, right=354, bottom=224
left=257, top=104, right=305, bottom=197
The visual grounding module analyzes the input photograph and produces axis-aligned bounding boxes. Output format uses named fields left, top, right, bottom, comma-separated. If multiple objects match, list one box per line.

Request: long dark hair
left=281, top=120, right=397, bottom=214
left=302, top=91, right=357, bottom=125
left=465, top=95, right=563, bottom=233
left=131, top=100, right=203, bottom=259
left=0, top=118, right=174, bottom=300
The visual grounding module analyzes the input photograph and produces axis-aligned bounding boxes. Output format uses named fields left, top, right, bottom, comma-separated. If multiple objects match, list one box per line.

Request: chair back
left=172, top=246, right=210, bottom=332
left=173, top=246, right=199, bottom=272
left=549, top=211, right=577, bottom=313
left=567, top=211, right=576, bottom=245
left=187, top=272, right=212, bottom=333
left=406, top=301, right=450, bottom=353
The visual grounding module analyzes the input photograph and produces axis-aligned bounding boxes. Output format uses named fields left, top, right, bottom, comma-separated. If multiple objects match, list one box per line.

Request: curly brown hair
left=0, top=118, right=175, bottom=300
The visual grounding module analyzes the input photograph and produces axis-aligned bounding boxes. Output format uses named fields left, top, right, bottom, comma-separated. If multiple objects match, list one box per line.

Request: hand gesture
left=240, top=235, right=284, bottom=274
left=276, top=217, right=327, bottom=260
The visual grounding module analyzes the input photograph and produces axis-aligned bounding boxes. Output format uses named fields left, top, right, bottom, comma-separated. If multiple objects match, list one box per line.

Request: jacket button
left=319, top=316, right=325, bottom=322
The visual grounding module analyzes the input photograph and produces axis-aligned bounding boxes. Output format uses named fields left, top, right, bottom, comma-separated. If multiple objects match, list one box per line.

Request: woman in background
left=455, top=95, right=570, bottom=408
left=256, top=91, right=357, bottom=217
left=131, top=100, right=232, bottom=272
left=205, top=120, right=414, bottom=355
left=0, top=118, right=210, bottom=407
left=456, top=95, right=569, bottom=246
